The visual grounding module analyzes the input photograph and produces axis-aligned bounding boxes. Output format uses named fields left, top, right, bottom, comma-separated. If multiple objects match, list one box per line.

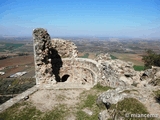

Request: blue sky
left=0, top=0, right=160, bottom=38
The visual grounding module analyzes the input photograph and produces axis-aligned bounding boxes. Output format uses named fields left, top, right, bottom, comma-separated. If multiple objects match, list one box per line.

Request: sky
left=0, top=0, right=160, bottom=38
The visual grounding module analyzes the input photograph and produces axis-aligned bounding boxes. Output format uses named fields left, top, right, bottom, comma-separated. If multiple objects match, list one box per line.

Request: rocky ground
left=29, top=89, right=84, bottom=112
left=95, top=53, right=160, bottom=119
left=0, top=78, right=160, bottom=120
left=1, top=28, right=160, bottom=119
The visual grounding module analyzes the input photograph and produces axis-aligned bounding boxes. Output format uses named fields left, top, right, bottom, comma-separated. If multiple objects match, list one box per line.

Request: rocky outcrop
left=95, top=54, right=160, bottom=119
left=97, top=87, right=128, bottom=110
left=98, top=110, right=111, bottom=120
left=2, top=28, right=160, bottom=118
left=97, top=85, right=160, bottom=119
left=97, top=87, right=130, bottom=120
left=96, top=53, right=160, bottom=88
left=96, top=54, right=137, bottom=88
left=142, top=66, right=160, bottom=86
left=95, top=53, right=111, bottom=62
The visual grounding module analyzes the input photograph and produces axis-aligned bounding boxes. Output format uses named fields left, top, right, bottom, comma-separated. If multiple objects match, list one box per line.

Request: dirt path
left=29, top=89, right=84, bottom=112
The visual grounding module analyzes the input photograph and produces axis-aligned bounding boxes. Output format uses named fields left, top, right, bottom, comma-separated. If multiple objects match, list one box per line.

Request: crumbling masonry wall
left=60, top=58, right=99, bottom=85
left=51, top=39, right=78, bottom=58
left=33, top=28, right=100, bottom=86
left=33, top=28, right=55, bottom=85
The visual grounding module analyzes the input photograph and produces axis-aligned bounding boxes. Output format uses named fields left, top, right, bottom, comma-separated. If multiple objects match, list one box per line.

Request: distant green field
left=79, top=53, right=89, bottom=58
left=0, top=43, right=24, bottom=52
left=133, top=65, right=144, bottom=71
left=110, top=54, right=118, bottom=59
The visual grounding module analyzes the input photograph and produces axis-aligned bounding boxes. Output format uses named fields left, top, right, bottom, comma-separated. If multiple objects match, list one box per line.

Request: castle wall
left=59, top=58, right=100, bottom=85
left=33, top=28, right=100, bottom=87
left=33, top=28, right=55, bottom=85
left=51, top=39, right=78, bottom=58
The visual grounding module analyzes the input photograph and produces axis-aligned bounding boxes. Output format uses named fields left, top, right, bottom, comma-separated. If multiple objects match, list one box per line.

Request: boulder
left=98, top=110, right=110, bottom=120
left=155, top=71, right=160, bottom=79
left=97, top=87, right=128, bottom=106
left=82, top=108, right=93, bottom=116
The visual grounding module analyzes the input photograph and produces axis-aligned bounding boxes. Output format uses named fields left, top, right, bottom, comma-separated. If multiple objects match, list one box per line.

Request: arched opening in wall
left=61, top=74, right=70, bottom=82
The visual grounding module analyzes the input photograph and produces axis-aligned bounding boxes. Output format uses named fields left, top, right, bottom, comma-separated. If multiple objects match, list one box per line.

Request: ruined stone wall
left=51, top=39, right=78, bottom=58
left=33, top=28, right=55, bottom=85
left=59, top=58, right=100, bottom=85
left=33, top=28, right=100, bottom=87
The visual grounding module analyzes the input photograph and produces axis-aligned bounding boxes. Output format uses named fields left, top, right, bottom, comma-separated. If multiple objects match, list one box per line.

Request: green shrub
left=110, top=55, right=118, bottom=60
left=142, top=49, right=160, bottom=69
left=79, top=53, right=89, bottom=58
left=109, top=98, right=152, bottom=120
left=93, top=83, right=111, bottom=92
left=133, top=65, right=144, bottom=71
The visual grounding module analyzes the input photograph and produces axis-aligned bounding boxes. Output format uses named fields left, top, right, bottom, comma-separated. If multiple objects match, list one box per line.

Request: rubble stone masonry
left=33, top=28, right=100, bottom=87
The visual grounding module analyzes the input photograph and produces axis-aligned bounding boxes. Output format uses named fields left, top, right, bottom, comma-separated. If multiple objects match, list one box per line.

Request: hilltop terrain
left=0, top=34, right=160, bottom=119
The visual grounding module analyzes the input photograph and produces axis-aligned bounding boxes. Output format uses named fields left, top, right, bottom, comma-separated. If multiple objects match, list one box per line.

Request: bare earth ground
left=28, top=87, right=160, bottom=119
left=0, top=55, right=34, bottom=78
left=0, top=83, right=160, bottom=119
left=29, top=88, right=86, bottom=120
left=78, top=52, right=96, bottom=59
left=0, top=55, right=34, bottom=68
left=27, top=87, right=160, bottom=119
left=111, top=53, right=144, bottom=65
left=88, top=52, right=97, bottom=59
left=29, top=89, right=84, bottom=112
left=78, top=52, right=144, bottom=65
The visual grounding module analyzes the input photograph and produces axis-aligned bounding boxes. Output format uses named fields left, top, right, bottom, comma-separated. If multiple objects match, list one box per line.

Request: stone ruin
left=33, top=28, right=55, bottom=85
left=1, top=28, right=160, bottom=115
left=33, top=28, right=160, bottom=89
left=33, top=28, right=100, bottom=87
left=32, top=28, right=160, bottom=119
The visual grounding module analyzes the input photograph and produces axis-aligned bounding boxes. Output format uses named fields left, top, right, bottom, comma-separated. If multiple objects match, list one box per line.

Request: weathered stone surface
left=138, top=66, right=160, bottom=86
left=33, top=28, right=56, bottom=85
left=97, top=87, right=128, bottom=107
left=33, top=28, right=100, bottom=86
left=119, top=76, right=133, bottom=85
left=95, top=53, right=160, bottom=88
left=98, top=110, right=110, bottom=120
left=2, top=28, right=160, bottom=117
left=33, top=28, right=160, bottom=88
left=97, top=85, right=160, bottom=118
left=60, top=58, right=99, bottom=85
left=155, top=71, right=160, bottom=78
left=95, top=53, right=111, bottom=62
left=97, top=59, right=135, bottom=88
left=82, top=108, right=93, bottom=116
left=51, top=39, right=78, bottom=58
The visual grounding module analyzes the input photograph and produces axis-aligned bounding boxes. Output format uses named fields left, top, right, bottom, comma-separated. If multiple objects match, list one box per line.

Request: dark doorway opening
left=61, top=74, right=70, bottom=82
